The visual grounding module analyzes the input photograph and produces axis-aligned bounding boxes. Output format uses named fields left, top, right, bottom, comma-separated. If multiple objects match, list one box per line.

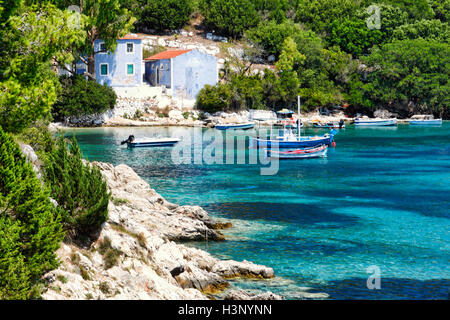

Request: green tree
left=0, top=3, right=84, bottom=133
left=360, top=0, right=434, bottom=21
left=195, top=83, right=233, bottom=113
left=0, top=128, right=64, bottom=299
left=137, top=0, right=192, bottom=32
left=199, top=0, right=260, bottom=38
left=360, top=39, right=450, bottom=117
left=57, top=0, right=135, bottom=78
left=52, top=75, right=117, bottom=120
left=294, top=0, right=360, bottom=35
left=44, top=136, right=110, bottom=240
left=273, top=37, right=304, bottom=108
left=428, top=0, right=450, bottom=22
left=245, top=20, right=303, bottom=59
left=392, top=19, right=450, bottom=42
left=327, top=18, right=384, bottom=57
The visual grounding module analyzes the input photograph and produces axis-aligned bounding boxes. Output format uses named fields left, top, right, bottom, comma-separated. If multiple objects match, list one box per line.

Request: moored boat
left=251, top=96, right=338, bottom=148
left=121, top=135, right=180, bottom=148
left=409, top=115, right=442, bottom=125
left=354, top=118, right=397, bottom=126
left=267, top=144, right=328, bottom=159
left=251, top=132, right=335, bottom=148
left=313, top=120, right=345, bottom=129
left=215, top=122, right=255, bottom=130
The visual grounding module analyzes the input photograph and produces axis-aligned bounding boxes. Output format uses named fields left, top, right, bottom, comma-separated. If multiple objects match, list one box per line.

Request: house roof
left=119, top=34, right=143, bottom=40
left=144, top=49, right=193, bottom=61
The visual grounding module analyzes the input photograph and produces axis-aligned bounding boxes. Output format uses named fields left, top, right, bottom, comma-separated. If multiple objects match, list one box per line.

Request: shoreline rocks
left=42, top=162, right=276, bottom=300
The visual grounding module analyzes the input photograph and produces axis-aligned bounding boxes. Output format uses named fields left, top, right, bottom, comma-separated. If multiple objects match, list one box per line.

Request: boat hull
left=409, top=119, right=442, bottom=125
left=354, top=119, right=397, bottom=126
left=127, top=140, right=180, bottom=148
left=251, top=134, right=334, bottom=148
left=267, top=145, right=328, bottom=159
left=313, top=123, right=344, bottom=129
left=215, top=123, right=254, bottom=130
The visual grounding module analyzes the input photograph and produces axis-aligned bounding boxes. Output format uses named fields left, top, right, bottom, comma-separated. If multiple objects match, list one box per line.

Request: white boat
left=215, top=122, right=254, bottom=130
left=354, top=118, right=397, bottom=126
left=409, top=116, right=442, bottom=125
left=121, top=135, right=180, bottom=148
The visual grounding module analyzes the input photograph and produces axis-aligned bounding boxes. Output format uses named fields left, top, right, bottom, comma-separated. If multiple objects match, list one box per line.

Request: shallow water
left=66, top=123, right=450, bottom=299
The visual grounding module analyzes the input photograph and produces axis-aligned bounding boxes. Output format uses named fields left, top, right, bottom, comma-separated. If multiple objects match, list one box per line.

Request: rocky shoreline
left=42, top=162, right=281, bottom=300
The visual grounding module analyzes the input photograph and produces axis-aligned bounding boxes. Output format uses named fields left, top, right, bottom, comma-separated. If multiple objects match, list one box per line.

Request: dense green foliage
left=44, top=136, right=110, bottom=240
left=136, top=0, right=193, bottom=32
left=199, top=0, right=260, bottom=38
left=0, top=2, right=84, bottom=133
left=357, top=39, right=450, bottom=117
left=392, top=19, right=450, bottom=42
left=0, top=128, right=64, bottom=299
left=196, top=0, right=449, bottom=117
left=52, top=75, right=117, bottom=120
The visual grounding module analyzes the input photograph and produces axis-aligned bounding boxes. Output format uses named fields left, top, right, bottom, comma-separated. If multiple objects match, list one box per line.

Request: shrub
left=0, top=127, right=64, bottom=299
left=200, top=0, right=260, bottom=38
left=52, top=75, right=116, bottom=121
left=195, top=83, right=232, bottom=113
left=44, top=135, right=110, bottom=240
left=137, top=0, right=193, bottom=32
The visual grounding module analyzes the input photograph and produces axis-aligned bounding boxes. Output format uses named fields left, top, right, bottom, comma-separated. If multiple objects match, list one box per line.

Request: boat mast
left=297, top=95, right=301, bottom=141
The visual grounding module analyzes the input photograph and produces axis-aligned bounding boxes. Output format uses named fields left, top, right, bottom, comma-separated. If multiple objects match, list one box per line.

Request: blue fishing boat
left=121, top=135, right=180, bottom=148
left=251, top=131, right=336, bottom=148
left=215, top=122, right=254, bottom=130
left=267, top=144, right=328, bottom=159
left=250, top=96, right=338, bottom=148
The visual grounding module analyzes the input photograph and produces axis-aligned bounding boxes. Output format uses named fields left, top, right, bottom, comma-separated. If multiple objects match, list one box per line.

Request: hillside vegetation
left=127, top=0, right=450, bottom=118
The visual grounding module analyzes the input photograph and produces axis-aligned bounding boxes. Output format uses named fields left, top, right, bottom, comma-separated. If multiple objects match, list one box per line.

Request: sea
left=66, top=122, right=450, bottom=299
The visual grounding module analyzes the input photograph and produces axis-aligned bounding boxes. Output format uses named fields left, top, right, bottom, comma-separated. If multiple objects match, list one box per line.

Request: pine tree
left=44, top=136, right=110, bottom=240
left=0, top=127, right=64, bottom=299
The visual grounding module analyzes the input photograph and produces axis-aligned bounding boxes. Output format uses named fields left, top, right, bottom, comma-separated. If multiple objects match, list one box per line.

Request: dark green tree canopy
left=137, top=0, right=193, bottom=32
left=200, top=0, right=260, bottom=38
left=52, top=75, right=117, bottom=120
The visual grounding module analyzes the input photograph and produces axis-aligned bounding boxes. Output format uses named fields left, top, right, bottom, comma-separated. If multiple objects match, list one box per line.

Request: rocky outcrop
left=42, top=162, right=275, bottom=300
left=225, top=290, right=283, bottom=300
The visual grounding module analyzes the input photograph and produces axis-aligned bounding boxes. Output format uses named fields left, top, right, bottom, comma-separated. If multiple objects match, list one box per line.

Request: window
left=160, top=63, right=165, bottom=70
left=127, top=63, right=134, bottom=75
left=99, top=42, right=106, bottom=52
left=100, top=63, right=108, bottom=76
left=127, top=43, right=134, bottom=53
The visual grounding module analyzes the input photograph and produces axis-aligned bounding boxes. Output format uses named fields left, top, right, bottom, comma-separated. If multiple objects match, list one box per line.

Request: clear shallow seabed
left=66, top=123, right=450, bottom=299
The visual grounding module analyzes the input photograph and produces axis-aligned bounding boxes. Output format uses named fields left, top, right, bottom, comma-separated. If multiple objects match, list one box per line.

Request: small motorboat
left=215, top=122, right=255, bottom=130
left=121, top=135, right=180, bottom=148
left=409, top=115, right=442, bottom=125
left=354, top=118, right=397, bottom=126
left=267, top=144, right=328, bottom=159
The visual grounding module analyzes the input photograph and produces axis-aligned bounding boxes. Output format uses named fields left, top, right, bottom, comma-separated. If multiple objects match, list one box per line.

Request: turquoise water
left=66, top=123, right=450, bottom=299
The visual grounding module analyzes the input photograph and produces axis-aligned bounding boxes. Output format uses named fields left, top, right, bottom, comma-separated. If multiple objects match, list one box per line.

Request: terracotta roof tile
left=119, top=34, right=143, bottom=40
left=144, top=49, right=192, bottom=61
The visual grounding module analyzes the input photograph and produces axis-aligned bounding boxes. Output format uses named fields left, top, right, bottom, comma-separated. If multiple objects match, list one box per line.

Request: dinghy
left=121, top=135, right=180, bottom=148
left=267, top=144, right=328, bottom=159
left=215, top=122, right=255, bottom=130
